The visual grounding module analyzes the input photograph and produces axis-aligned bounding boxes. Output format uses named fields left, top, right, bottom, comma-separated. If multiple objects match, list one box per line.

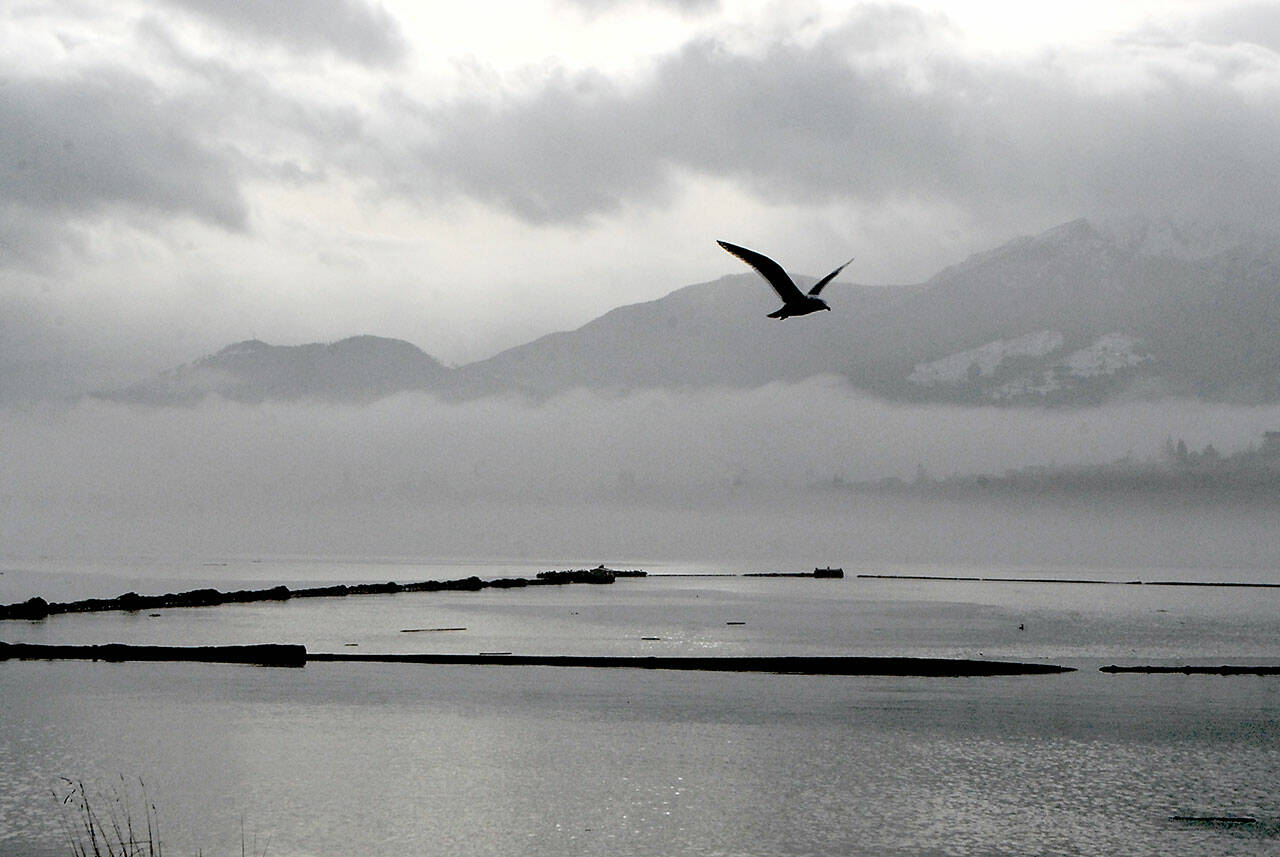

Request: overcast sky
left=5, top=0, right=1280, bottom=385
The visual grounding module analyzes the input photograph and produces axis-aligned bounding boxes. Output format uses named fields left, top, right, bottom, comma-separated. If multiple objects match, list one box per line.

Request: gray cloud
left=395, top=6, right=1280, bottom=231
left=0, top=68, right=247, bottom=268
left=136, top=17, right=368, bottom=176
left=560, top=0, right=720, bottom=16
left=1195, top=1, right=1280, bottom=53
left=159, top=0, right=407, bottom=67
left=0, top=12, right=383, bottom=274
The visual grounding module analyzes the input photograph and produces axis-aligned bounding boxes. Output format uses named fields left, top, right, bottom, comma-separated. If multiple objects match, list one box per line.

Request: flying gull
left=717, top=240, right=853, bottom=319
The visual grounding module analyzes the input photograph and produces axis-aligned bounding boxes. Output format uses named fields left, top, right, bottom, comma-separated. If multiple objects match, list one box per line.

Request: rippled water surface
left=2, top=558, right=1279, bottom=856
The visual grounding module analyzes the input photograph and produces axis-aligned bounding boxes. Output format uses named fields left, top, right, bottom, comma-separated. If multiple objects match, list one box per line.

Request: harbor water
left=2, top=559, right=1279, bottom=856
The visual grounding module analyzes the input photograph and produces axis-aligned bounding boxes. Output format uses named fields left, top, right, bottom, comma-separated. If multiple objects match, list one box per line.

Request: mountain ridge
left=105, top=334, right=451, bottom=405
left=100, top=218, right=1280, bottom=407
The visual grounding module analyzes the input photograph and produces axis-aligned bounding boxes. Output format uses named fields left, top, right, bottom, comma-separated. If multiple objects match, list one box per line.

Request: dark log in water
left=1100, top=664, right=1280, bottom=675
left=0, top=567, right=647, bottom=621
left=0, top=641, right=306, bottom=667
left=0, top=642, right=1073, bottom=674
left=400, top=627, right=467, bottom=633
left=307, top=653, right=1075, bottom=675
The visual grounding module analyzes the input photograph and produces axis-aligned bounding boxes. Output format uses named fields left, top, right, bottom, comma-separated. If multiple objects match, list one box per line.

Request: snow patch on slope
left=907, top=331, right=1064, bottom=386
left=1061, top=333, right=1149, bottom=377
left=991, top=334, right=1151, bottom=400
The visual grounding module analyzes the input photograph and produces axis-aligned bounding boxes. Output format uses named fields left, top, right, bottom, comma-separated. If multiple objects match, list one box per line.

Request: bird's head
left=818, top=299, right=831, bottom=311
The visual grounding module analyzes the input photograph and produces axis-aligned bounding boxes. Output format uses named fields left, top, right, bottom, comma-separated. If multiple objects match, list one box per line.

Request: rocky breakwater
left=0, top=566, right=648, bottom=621
left=745, top=567, right=844, bottom=578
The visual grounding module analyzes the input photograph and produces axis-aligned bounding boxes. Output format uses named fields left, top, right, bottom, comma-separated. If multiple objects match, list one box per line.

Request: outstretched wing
left=807, top=256, right=854, bottom=296
left=717, top=240, right=805, bottom=304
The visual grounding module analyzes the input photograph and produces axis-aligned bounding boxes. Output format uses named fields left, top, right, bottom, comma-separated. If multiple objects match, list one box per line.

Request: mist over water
left=3, top=384, right=1279, bottom=568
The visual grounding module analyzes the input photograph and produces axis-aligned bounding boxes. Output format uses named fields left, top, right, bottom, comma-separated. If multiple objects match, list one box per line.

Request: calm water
left=2, top=558, right=1280, bottom=856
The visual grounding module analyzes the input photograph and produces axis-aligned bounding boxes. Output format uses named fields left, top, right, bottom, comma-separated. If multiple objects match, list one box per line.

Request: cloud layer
left=160, top=0, right=408, bottom=66
left=402, top=10, right=1280, bottom=230
left=6, top=2, right=1280, bottom=264
left=0, top=68, right=247, bottom=267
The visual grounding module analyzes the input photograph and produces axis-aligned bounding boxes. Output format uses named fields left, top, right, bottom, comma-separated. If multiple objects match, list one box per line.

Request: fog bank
left=4, top=382, right=1280, bottom=567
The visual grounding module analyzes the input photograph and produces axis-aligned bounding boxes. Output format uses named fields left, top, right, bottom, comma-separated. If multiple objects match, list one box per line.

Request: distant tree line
left=839, top=430, right=1280, bottom=498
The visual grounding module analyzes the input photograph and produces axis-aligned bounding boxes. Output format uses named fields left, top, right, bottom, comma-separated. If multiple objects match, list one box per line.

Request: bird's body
left=765, top=294, right=829, bottom=319
left=717, top=240, right=853, bottom=319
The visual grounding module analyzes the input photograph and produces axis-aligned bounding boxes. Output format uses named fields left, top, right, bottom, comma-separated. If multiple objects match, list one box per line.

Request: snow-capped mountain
left=103, top=218, right=1280, bottom=407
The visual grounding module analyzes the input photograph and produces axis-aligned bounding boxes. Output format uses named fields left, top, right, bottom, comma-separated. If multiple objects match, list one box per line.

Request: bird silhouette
left=717, top=240, right=853, bottom=319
